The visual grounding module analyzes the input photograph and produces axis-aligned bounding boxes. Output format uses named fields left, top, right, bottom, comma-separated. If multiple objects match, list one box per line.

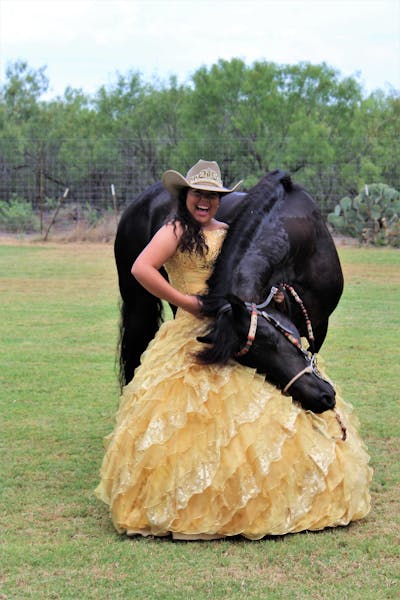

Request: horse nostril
left=322, top=393, right=336, bottom=409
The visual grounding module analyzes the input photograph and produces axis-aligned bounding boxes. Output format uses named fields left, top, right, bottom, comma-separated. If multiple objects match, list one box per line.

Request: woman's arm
left=131, top=223, right=202, bottom=316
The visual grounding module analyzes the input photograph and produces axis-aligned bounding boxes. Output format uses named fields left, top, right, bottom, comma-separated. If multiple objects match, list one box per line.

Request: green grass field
left=1, top=241, right=399, bottom=599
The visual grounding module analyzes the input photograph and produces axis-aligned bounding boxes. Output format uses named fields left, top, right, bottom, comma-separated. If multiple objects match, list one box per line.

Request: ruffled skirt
left=95, top=312, right=372, bottom=539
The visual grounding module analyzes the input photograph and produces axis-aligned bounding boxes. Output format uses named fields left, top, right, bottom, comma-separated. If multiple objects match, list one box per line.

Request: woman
left=95, top=160, right=372, bottom=540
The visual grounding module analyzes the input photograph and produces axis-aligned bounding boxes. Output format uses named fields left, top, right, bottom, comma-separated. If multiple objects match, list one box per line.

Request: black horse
left=114, top=170, right=344, bottom=412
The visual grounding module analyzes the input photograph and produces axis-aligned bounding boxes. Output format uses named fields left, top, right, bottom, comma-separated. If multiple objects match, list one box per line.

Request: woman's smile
left=186, top=189, right=220, bottom=223
left=196, top=203, right=210, bottom=214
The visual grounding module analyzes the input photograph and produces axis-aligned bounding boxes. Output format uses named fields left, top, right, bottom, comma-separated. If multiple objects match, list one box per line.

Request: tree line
left=1, top=58, right=399, bottom=216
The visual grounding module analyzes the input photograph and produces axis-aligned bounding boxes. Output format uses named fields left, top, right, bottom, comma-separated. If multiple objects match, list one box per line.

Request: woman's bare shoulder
left=155, top=221, right=183, bottom=241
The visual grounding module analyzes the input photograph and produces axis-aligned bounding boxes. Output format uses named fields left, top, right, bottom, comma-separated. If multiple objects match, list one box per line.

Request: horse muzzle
left=290, top=375, right=336, bottom=413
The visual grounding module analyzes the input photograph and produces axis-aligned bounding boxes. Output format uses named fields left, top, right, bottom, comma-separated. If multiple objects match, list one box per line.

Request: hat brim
left=162, top=170, right=243, bottom=197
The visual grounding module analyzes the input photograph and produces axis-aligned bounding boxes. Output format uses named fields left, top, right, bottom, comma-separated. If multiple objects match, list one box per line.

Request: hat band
left=187, top=169, right=222, bottom=187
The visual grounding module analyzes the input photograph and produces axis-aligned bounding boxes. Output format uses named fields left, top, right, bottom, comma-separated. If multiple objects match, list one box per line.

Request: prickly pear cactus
left=328, top=183, right=400, bottom=246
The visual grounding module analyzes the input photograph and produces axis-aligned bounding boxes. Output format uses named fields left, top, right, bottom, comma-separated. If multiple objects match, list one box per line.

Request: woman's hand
left=182, top=295, right=203, bottom=317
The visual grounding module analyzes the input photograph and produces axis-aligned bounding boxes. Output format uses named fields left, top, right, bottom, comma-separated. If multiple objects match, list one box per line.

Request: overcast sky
left=1, top=0, right=399, bottom=99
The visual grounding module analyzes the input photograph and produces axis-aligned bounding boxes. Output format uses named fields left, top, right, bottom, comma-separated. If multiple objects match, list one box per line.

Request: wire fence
left=1, top=138, right=399, bottom=221
left=0, top=143, right=152, bottom=212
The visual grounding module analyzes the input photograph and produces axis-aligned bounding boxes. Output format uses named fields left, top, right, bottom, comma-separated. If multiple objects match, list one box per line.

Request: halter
left=231, top=298, right=318, bottom=394
left=235, top=303, right=258, bottom=357
left=235, top=301, right=307, bottom=361
left=219, top=285, right=347, bottom=442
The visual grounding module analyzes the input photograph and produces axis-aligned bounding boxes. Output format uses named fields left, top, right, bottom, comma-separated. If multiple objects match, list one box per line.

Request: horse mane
left=201, top=170, right=293, bottom=316
left=197, top=170, right=296, bottom=364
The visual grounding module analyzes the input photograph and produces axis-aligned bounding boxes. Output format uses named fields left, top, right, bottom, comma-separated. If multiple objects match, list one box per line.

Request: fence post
left=43, top=188, right=69, bottom=241
left=39, top=143, right=45, bottom=235
left=111, top=184, right=118, bottom=227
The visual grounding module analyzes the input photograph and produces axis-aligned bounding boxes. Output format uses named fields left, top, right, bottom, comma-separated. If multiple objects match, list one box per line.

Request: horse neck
left=206, top=178, right=285, bottom=305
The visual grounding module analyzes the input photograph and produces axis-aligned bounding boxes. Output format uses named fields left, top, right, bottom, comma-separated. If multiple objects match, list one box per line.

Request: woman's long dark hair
left=170, top=188, right=215, bottom=256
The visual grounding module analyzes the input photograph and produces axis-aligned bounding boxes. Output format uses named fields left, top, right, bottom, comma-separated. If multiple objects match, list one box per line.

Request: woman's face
left=185, top=188, right=221, bottom=225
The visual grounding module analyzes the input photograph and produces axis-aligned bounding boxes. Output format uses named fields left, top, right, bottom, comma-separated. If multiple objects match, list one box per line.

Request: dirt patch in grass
left=0, top=223, right=360, bottom=246
left=0, top=212, right=118, bottom=244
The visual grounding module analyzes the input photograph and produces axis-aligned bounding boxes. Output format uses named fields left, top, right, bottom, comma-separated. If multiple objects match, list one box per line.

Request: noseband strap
left=282, top=365, right=313, bottom=395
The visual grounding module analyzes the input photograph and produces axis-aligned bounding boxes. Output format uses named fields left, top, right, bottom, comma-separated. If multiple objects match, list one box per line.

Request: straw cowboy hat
left=162, top=159, right=243, bottom=197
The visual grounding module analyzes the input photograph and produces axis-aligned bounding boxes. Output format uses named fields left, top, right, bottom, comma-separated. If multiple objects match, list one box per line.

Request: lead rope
left=279, top=283, right=346, bottom=442
left=334, top=411, right=347, bottom=441
left=280, top=283, right=315, bottom=353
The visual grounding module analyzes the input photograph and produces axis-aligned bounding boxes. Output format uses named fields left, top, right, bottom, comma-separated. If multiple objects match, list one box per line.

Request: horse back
left=276, top=186, right=344, bottom=341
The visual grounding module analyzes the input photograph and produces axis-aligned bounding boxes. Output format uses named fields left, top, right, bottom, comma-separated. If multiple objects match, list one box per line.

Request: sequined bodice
left=165, top=229, right=226, bottom=296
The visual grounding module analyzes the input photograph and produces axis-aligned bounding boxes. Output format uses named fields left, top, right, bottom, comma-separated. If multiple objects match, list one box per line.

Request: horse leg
left=119, top=286, right=164, bottom=387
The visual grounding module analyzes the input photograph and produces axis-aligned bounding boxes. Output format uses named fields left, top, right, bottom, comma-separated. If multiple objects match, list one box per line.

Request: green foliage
left=328, top=183, right=400, bottom=246
left=1, top=59, right=399, bottom=217
left=0, top=195, right=39, bottom=232
left=82, top=203, right=101, bottom=226
left=1, top=60, right=49, bottom=126
left=43, top=196, right=59, bottom=210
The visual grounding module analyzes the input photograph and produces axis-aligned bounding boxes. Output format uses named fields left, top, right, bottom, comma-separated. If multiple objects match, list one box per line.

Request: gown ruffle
left=95, top=229, right=372, bottom=539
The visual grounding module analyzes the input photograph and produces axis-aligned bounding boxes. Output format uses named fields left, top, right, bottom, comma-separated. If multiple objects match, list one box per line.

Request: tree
left=0, top=58, right=398, bottom=217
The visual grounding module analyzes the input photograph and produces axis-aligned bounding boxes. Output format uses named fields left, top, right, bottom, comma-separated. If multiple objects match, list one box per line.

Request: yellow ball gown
left=95, top=229, right=372, bottom=539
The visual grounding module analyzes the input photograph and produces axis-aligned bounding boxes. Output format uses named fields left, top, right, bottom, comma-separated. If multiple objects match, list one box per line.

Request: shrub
left=0, top=195, right=40, bottom=233
left=327, top=183, right=400, bottom=247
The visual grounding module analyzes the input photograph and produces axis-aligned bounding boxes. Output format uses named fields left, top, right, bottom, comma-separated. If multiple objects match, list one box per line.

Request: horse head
left=198, top=294, right=336, bottom=414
